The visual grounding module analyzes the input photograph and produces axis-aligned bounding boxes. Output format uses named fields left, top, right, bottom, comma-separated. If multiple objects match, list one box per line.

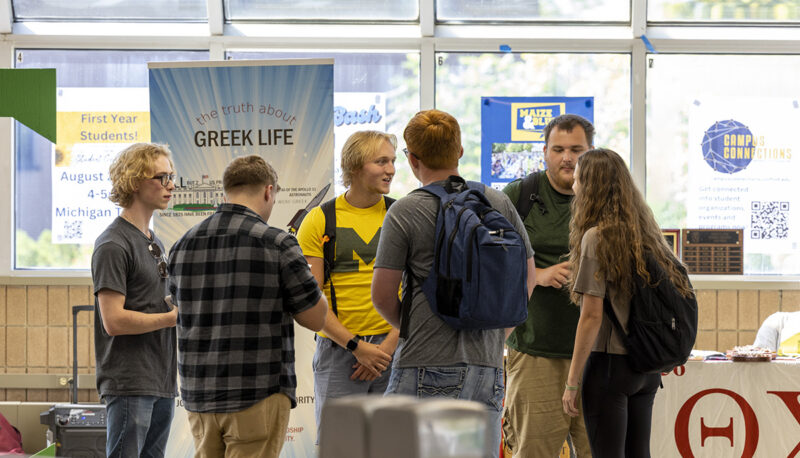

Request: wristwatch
left=345, top=336, right=360, bottom=352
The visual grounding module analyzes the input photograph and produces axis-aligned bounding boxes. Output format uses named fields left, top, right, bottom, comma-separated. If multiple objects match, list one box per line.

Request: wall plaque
left=681, top=229, right=743, bottom=274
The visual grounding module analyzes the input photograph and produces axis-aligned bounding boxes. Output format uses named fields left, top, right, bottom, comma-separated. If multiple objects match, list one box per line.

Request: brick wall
left=695, top=289, right=800, bottom=354
left=1, top=284, right=98, bottom=403
left=2, top=284, right=799, bottom=401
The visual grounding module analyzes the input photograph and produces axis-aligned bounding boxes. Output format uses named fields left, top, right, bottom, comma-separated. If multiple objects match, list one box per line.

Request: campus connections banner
left=687, top=96, right=799, bottom=274
left=149, top=59, right=334, bottom=457
left=481, top=96, right=593, bottom=189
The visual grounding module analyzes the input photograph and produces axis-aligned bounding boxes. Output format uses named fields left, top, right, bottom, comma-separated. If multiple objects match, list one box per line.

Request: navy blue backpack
left=402, top=176, right=528, bottom=334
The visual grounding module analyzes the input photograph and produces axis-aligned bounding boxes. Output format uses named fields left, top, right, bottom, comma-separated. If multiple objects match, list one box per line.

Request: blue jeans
left=385, top=365, right=504, bottom=458
left=104, top=395, right=174, bottom=458
left=313, top=334, right=391, bottom=441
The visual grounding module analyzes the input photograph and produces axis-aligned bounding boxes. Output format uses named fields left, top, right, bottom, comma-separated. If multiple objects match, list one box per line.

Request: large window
left=437, top=0, right=630, bottom=22
left=5, top=1, right=800, bottom=278
left=12, top=0, right=207, bottom=21
left=13, top=49, right=209, bottom=270
left=648, top=0, right=800, bottom=22
left=646, top=54, right=800, bottom=275
left=435, top=52, right=631, bottom=182
left=224, top=0, right=418, bottom=22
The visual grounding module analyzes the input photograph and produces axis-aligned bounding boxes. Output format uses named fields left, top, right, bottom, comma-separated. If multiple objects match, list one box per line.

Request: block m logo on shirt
left=333, top=227, right=381, bottom=273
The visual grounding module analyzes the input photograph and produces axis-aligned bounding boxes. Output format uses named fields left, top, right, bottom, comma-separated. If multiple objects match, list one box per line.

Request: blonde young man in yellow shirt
left=296, top=131, right=400, bottom=441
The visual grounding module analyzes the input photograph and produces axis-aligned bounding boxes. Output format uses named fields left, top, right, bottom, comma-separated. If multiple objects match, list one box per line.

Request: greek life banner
left=149, top=59, right=334, bottom=457
left=480, top=96, right=593, bottom=189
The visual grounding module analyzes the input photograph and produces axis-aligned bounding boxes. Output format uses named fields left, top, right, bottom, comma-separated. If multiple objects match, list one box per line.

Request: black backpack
left=514, top=171, right=547, bottom=221
left=320, top=195, right=395, bottom=315
left=603, top=254, right=698, bottom=374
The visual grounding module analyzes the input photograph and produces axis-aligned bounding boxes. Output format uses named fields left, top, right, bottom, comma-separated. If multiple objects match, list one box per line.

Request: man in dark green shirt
left=502, top=114, right=594, bottom=458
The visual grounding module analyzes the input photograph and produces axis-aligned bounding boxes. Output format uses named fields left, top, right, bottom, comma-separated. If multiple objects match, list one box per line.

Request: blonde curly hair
left=109, top=143, right=174, bottom=208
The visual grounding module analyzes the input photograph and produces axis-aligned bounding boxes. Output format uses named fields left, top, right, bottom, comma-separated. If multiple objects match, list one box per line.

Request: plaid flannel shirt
left=168, top=203, right=321, bottom=412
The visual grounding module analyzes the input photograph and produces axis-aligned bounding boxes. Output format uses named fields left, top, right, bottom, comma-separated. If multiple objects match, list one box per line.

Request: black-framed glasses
left=148, top=242, right=169, bottom=279
left=402, top=148, right=416, bottom=159
left=151, top=174, right=176, bottom=187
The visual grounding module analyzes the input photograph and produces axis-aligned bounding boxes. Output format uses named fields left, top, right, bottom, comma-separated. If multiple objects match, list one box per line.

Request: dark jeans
left=581, top=352, right=661, bottom=458
left=105, top=395, right=174, bottom=458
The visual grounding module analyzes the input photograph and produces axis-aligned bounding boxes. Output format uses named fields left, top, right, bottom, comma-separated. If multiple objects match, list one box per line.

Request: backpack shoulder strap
left=418, top=182, right=449, bottom=200
left=320, top=197, right=339, bottom=316
left=399, top=272, right=413, bottom=340
left=603, top=294, right=627, bottom=338
left=516, top=171, right=541, bottom=221
left=420, top=175, right=478, bottom=200
left=604, top=255, right=652, bottom=340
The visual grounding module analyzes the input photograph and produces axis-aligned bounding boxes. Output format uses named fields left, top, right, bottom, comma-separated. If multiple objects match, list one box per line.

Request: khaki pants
left=188, top=393, right=291, bottom=458
left=503, top=350, right=591, bottom=457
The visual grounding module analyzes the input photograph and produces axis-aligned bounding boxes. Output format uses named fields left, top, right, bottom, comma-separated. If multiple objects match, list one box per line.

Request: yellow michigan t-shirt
left=296, top=194, right=393, bottom=338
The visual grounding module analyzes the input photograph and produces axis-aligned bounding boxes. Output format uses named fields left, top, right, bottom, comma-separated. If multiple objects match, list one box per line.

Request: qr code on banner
left=62, top=220, right=83, bottom=241
left=751, top=201, right=789, bottom=239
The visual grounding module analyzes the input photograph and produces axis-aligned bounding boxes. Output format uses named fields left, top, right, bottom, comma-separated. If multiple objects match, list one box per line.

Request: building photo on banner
left=480, top=96, right=594, bottom=190
left=687, top=96, right=799, bottom=274
left=148, top=59, right=334, bottom=457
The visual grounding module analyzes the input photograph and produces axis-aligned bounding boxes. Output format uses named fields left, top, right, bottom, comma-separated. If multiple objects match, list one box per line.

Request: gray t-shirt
left=572, top=227, right=630, bottom=355
left=374, top=180, right=534, bottom=369
left=92, top=217, right=178, bottom=399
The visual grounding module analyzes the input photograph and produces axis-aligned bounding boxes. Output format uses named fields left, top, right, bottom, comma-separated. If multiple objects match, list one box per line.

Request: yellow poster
left=51, top=87, right=150, bottom=245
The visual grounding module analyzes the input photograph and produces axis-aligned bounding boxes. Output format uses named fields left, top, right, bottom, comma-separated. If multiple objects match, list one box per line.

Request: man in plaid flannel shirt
left=168, top=155, right=327, bottom=458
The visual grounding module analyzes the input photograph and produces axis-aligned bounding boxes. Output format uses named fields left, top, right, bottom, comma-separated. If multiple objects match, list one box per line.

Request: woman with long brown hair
left=561, top=148, right=694, bottom=457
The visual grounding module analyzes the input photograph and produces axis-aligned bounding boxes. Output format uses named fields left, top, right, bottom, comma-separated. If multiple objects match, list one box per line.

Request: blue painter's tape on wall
left=640, top=35, right=656, bottom=53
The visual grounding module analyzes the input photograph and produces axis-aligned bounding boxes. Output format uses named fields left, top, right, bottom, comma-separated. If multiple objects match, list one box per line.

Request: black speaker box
left=56, top=427, right=106, bottom=457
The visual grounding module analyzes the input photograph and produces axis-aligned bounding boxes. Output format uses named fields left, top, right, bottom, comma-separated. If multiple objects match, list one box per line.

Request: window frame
left=1, top=0, right=799, bottom=289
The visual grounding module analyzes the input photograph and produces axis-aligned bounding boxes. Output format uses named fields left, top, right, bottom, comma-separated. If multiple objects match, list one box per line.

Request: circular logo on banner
left=701, top=120, right=755, bottom=174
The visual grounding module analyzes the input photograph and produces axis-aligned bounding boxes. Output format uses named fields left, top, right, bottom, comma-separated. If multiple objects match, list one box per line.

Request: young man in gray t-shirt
left=92, top=143, right=178, bottom=457
left=372, top=109, right=536, bottom=458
